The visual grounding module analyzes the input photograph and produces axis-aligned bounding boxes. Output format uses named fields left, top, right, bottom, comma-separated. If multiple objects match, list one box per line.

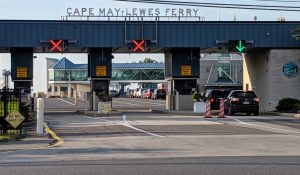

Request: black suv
left=204, top=89, right=231, bottom=110
left=224, top=90, right=259, bottom=116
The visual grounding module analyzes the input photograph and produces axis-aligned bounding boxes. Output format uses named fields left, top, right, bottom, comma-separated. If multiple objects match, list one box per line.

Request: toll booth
left=88, top=48, right=112, bottom=111
left=165, top=48, right=200, bottom=110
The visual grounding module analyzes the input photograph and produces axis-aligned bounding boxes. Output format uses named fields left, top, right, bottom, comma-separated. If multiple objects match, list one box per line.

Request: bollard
left=204, top=99, right=212, bottom=118
left=37, top=98, right=44, bottom=135
left=98, top=102, right=101, bottom=114
left=218, top=98, right=225, bottom=118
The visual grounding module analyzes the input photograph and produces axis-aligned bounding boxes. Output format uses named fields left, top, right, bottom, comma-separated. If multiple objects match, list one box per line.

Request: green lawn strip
left=0, top=134, right=16, bottom=142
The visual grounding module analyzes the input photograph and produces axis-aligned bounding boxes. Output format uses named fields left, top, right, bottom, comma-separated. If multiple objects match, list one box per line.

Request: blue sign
left=283, top=62, right=298, bottom=78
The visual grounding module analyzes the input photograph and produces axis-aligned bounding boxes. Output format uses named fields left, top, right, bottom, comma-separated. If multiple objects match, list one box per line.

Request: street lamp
left=2, top=69, right=11, bottom=89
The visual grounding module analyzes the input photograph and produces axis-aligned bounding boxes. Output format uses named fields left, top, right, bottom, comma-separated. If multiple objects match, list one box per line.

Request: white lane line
left=82, top=115, right=164, bottom=137
left=58, top=98, right=75, bottom=105
left=118, top=98, right=165, bottom=105
left=121, top=115, right=164, bottom=138
left=113, top=100, right=140, bottom=106
left=226, top=116, right=300, bottom=134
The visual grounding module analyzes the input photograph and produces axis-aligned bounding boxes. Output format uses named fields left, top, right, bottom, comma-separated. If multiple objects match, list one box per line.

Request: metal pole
left=36, top=98, right=44, bottom=135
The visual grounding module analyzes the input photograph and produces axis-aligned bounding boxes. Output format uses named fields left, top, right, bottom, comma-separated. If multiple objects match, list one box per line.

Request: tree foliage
left=139, top=58, right=157, bottom=63
left=292, top=27, right=300, bottom=40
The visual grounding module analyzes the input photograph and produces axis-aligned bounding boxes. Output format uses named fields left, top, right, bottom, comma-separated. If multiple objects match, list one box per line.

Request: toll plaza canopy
left=0, top=20, right=300, bottom=53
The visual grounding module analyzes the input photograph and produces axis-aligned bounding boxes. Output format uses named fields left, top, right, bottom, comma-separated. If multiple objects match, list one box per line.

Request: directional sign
left=181, top=65, right=192, bottom=76
left=96, top=66, right=107, bottom=77
left=235, top=40, right=245, bottom=53
left=229, top=40, right=246, bottom=53
left=5, top=110, right=25, bottom=129
left=16, top=67, right=28, bottom=78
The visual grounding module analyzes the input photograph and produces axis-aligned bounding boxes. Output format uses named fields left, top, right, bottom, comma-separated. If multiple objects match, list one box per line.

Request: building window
left=48, top=86, right=52, bottom=92
left=55, top=86, right=58, bottom=92
left=217, top=63, right=231, bottom=81
left=48, top=70, right=54, bottom=81
left=206, top=68, right=211, bottom=73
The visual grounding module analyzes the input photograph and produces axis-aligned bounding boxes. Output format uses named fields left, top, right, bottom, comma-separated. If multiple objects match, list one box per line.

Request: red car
left=145, top=89, right=154, bottom=99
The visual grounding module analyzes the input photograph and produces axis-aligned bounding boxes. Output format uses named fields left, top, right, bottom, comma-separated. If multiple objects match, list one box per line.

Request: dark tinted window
left=157, top=89, right=165, bottom=93
left=211, top=90, right=230, bottom=98
left=233, top=91, right=257, bottom=98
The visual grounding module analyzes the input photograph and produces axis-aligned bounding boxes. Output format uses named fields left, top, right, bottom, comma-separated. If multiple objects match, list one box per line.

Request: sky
left=0, top=0, right=300, bottom=92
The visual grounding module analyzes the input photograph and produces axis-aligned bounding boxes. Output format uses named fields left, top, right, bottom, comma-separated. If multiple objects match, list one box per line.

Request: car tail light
left=231, top=98, right=239, bottom=102
left=210, top=98, right=215, bottom=102
left=253, top=98, right=260, bottom=103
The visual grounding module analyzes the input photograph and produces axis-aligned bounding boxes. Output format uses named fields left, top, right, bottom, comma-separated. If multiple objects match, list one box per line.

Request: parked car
left=145, top=88, right=154, bottom=99
left=224, top=90, right=259, bottom=116
left=137, top=88, right=146, bottom=98
left=152, top=89, right=166, bottom=100
left=133, top=88, right=140, bottom=98
left=109, top=90, right=119, bottom=97
left=141, top=89, right=148, bottom=98
left=204, top=89, right=231, bottom=110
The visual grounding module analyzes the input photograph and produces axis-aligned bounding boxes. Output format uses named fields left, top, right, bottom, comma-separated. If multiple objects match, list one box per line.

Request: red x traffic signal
left=132, top=40, right=145, bottom=52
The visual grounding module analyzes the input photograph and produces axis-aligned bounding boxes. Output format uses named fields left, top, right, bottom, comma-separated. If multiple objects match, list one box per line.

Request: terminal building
left=46, top=55, right=243, bottom=98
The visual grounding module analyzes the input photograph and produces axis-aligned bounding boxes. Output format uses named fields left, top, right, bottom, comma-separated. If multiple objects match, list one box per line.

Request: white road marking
left=118, top=98, right=165, bottom=105
left=82, top=115, right=164, bottom=137
left=121, top=115, right=164, bottom=138
left=112, top=100, right=140, bottom=106
left=58, top=98, right=75, bottom=105
left=226, top=116, right=300, bottom=134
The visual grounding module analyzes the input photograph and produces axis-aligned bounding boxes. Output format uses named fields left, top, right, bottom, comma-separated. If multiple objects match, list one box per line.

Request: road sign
left=96, top=66, right=107, bottom=76
left=50, top=39, right=63, bottom=52
left=132, top=40, right=145, bottom=52
left=5, top=110, right=25, bottom=129
left=181, top=65, right=192, bottom=76
left=229, top=40, right=246, bottom=53
left=16, top=67, right=28, bottom=78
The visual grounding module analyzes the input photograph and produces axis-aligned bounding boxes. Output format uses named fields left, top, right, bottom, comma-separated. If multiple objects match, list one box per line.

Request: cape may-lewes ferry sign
left=66, top=8, right=201, bottom=17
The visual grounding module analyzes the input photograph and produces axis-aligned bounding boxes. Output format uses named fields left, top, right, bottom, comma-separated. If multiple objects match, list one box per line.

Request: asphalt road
left=43, top=97, right=166, bottom=112
left=1, top=110, right=300, bottom=174
left=1, top=156, right=300, bottom=175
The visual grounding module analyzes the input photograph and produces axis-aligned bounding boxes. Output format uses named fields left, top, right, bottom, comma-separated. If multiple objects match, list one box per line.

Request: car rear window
left=233, top=91, right=257, bottom=98
left=211, top=90, right=230, bottom=98
left=157, top=89, right=165, bottom=93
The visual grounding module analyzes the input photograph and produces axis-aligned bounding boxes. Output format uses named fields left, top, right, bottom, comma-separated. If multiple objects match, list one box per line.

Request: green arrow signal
left=235, top=40, right=245, bottom=53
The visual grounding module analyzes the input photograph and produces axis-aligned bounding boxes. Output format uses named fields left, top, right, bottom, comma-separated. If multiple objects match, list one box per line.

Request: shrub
left=276, top=98, right=300, bottom=112
left=192, top=92, right=201, bottom=102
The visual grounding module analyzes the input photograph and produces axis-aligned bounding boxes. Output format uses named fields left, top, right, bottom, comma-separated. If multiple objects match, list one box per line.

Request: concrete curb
left=261, top=112, right=300, bottom=118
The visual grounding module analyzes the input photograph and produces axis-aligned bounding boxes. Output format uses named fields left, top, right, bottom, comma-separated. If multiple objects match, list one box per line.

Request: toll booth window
left=217, top=63, right=231, bottom=82
left=174, top=80, right=197, bottom=95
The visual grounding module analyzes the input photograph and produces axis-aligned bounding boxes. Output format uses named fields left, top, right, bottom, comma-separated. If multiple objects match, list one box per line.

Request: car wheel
left=247, top=112, right=251, bottom=116
left=254, top=111, right=259, bottom=116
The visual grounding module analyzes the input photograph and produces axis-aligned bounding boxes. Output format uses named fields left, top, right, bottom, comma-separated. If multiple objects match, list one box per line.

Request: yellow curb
left=43, top=122, right=64, bottom=147
left=0, top=123, right=64, bottom=154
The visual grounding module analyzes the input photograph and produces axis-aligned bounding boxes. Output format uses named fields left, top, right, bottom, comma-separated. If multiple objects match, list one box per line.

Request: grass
left=0, top=134, right=14, bottom=142
left=0, top=101, right=20, bottom=117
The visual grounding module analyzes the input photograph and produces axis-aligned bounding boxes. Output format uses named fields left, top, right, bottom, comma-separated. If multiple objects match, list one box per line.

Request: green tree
left=292, top=27, right=300, bottom=40
left=139, top=58, right=157, bottom=63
